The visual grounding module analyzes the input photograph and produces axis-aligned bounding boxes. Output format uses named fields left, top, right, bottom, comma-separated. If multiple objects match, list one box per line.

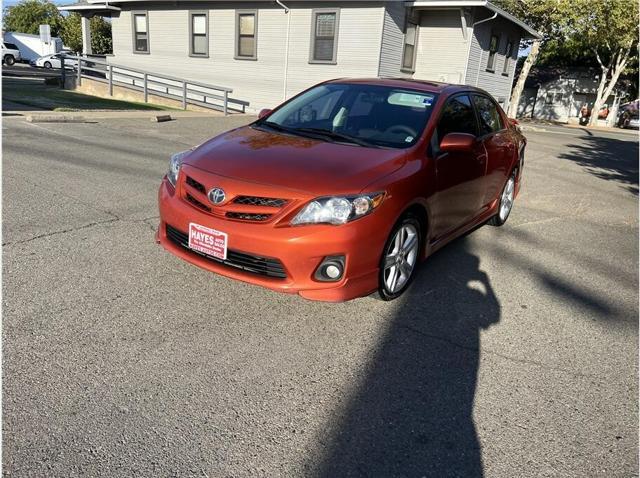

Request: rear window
left=4, top=43, right=18, bottom=50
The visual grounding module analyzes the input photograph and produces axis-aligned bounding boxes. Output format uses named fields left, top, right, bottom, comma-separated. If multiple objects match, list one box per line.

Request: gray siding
left=414, top=9, right=471, bottom=84
left=110, top=2, right=385, bottom=113
left=465, top=12, right=521, bottom=108
left=377, top=1, right=410, bottom=78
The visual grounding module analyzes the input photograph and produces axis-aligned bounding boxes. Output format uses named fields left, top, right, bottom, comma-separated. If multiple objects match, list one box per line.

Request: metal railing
left=61, top=55, right=248, bottom=115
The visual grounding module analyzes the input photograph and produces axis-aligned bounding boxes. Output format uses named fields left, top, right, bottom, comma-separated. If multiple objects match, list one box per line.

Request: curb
left=26, top=114, right=87, bottom=123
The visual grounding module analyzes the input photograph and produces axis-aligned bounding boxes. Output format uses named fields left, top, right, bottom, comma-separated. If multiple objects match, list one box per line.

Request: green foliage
left=60, top=13, right=112, bottom=55
left=2, top=0, right=64, bottom=36
left=570, top=0, right=639, bottom=64
left=89, top=15, right=112, bottom=54
left=494, top=0, right=574, bottom=42
left=3, top=0, right=114, bottom=56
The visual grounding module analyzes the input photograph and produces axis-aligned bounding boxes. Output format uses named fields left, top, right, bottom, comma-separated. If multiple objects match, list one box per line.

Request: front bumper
left=157, top=178, right=386, bottom=301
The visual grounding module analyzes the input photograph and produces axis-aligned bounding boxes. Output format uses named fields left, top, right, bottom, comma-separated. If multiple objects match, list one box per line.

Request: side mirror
left=258, top=108, right=272, bottom=119
left=439, top=132, right=476, bottom=153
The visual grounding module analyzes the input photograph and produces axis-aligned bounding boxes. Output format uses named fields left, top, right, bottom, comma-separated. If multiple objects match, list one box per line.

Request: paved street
left=3, top=114, right=638, bottom=477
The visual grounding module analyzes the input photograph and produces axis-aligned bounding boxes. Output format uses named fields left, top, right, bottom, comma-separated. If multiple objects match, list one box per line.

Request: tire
left=489, top=169, right=517, bottom=227
left=377, top=214, right=422, bottom=301
left=4, top=55, right=15, bottom=66
left=43, top=61, right=52, bottom=69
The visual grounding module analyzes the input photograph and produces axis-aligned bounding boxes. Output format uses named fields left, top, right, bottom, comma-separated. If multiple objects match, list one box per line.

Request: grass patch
left=3, top=79, right=177, bottom=111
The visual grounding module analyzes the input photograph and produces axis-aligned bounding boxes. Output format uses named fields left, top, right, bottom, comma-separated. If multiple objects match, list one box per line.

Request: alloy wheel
left=383, top=223, right=419, bottom=294
left=499, top=176, right=515, bottom=222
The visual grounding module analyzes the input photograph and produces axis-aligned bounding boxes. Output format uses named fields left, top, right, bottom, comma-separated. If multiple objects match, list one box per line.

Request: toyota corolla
left=157, top=78, right=526, bottom=301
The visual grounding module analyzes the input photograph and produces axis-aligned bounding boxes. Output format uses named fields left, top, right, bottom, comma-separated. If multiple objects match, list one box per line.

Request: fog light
left=325, top=264, right=341, bottom=279
left=314, top=255, right=345, bottom=282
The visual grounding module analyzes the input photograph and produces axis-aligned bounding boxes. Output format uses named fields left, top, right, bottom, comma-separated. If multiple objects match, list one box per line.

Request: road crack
left=399, top=324, right=605, bottom=382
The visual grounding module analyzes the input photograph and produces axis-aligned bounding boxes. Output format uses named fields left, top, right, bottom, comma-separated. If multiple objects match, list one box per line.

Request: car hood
left=182, top=126, right=408, bottom=196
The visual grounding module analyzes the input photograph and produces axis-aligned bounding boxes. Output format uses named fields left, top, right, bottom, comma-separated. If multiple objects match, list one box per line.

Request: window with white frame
left=310, top=10, right=339, bottom=63
left=190, top=12, right=208, bottom=57
left=133, top=12, right=149, bottom=53
left=402, top=20, right=418, bottom=71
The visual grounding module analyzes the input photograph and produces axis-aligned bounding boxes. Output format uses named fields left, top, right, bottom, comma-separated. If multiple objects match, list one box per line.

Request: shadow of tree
left=316, top=237, right=499, bottom=477
left=558, top=135, right=639, bottom=196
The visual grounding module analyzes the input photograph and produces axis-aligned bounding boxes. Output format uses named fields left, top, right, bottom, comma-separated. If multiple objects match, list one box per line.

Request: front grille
left=186, top=176, right=207, bottom=195
left=233, top=196, right=288, bottom=208
left=165, top=224, right=287, bottom=279
left=185, top=192, right=211, bottom=212
left=226, top=212, right=271, bottom=221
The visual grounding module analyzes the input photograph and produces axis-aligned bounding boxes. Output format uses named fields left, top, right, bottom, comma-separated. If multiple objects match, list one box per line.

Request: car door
left=430, top=94, right=487, bottom=240
left=471, top=94, right=516, bottom=209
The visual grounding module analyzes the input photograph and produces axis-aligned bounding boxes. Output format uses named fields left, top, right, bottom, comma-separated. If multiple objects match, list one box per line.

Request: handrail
left=61, top=54, right=240, bottom=114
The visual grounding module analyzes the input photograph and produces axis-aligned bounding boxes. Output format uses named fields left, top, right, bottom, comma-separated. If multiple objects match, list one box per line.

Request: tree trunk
left=507, top=39, right=541, bottom=118
left=588, top=68, right=609, bottom=127
left=588, top=47, right=630, bottom=127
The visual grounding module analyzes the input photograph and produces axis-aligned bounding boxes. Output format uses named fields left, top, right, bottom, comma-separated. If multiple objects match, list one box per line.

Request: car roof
left=326, top=77, right=489, bottom=97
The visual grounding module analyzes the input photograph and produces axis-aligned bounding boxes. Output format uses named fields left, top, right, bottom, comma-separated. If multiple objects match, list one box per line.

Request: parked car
left=157, top=79, right=527, bottom=302
left=30, top=54, right=77, bottom=69
left=618, top=110, right=639, bottom=129
left=2, top=42, right=21, bottom=65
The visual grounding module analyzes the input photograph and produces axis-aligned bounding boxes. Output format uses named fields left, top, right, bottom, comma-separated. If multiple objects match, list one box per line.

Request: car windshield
left=256, top=83, right=438, bottom=149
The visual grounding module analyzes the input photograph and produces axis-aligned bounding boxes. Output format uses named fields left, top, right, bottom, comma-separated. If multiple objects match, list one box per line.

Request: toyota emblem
left=208, top=188, right=226, bottom=205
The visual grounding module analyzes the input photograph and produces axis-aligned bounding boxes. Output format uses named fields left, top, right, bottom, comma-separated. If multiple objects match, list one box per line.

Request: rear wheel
left=378, top=215, right=421, bottom=301
left=44, top=61, right=52, bottom=69
left=489, top=170, right=516, bottom=226
left=4, top=55, right=15, bottom=66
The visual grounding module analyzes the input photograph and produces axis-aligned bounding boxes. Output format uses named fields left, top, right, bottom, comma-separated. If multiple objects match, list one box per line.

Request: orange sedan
left=157, top=78, right=526, bottom=301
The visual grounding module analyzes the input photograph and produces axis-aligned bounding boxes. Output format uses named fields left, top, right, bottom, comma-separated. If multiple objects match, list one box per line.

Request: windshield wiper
left=257, top=120, right=294, bottom=134
left=293, top=127, right=378, bottom=148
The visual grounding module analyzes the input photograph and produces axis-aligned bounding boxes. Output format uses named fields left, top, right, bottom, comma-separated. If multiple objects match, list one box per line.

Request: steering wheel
left=384, top=125, right=417, bottom=138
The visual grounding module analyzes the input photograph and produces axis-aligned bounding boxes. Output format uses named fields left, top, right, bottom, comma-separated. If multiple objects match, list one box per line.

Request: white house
left=58, top=0, right=539, bottom=113
left=517, top=66, right=626, bottom=125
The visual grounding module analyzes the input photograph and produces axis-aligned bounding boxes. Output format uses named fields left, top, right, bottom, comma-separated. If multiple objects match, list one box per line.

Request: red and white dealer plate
left=188, top=222, right=228, bottom=260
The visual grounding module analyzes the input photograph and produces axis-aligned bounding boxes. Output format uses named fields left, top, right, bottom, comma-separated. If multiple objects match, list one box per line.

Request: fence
left=61, top=55, right=248, bottom=115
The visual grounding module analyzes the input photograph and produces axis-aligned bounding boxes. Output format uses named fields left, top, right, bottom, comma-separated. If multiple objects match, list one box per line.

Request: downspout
left=275, top=0, right=290, bottom=101
left=466, top=10, right=498, bottom=87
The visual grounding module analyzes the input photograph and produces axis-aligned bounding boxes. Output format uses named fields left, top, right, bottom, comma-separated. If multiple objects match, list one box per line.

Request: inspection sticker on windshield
left=188, top=223, right=227, bottom=260
left=388, top=91, right=435, bottom=109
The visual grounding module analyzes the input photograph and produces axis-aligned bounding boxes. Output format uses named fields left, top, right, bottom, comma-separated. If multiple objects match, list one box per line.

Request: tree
left=59, top=13, right=112, bottom=55
left=571, top=0, right=639, bottom=127
left=2, top=0, right=63, bottom=36
left=494, top=0, right=573, bottom=118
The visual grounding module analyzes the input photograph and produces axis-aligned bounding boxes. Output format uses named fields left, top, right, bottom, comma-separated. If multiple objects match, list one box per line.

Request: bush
left=44, top=77, right=62, bottom=86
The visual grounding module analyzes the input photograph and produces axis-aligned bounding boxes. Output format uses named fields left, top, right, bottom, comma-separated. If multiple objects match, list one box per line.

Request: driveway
left=3, top=116, right=638, bottom=477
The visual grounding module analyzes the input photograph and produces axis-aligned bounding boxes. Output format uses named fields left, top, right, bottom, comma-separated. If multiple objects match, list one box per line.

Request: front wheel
left=43, top=61, right=52, bottom=69
left=489, top=171, right=516, bottom=227
left=378, top=215, right=422, bottom=301
left=4, top=55, right=15, bottom=66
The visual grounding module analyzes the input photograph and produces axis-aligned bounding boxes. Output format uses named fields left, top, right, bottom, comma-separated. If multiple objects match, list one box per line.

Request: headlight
left=167, top=150, right=192, bottom=187
left=291, top=192, right=385, bottom=225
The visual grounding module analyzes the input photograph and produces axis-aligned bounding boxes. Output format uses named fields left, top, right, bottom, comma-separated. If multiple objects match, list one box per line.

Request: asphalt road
left=3, top=115, right=638, bottom=477
left=2, top=63, right=61, bottom=79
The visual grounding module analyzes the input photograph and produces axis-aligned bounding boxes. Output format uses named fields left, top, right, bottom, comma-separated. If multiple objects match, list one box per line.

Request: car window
left=262, top=83, right=438, bottom=149
left=472, top=95, right=503, bottom=135
left=437, top=95, right=477, bottom=144
left=4, top=43, right=18, bottom=50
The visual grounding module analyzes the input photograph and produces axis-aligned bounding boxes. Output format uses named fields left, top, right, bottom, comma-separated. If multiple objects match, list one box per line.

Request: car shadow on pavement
left=316, top=236, right=499, bottom=477
left=558, top=135, right=639, bottom=196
